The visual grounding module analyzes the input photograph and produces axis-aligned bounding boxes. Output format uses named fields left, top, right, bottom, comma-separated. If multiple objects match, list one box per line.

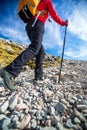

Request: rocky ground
left=0, top=60, right=87, bottom=130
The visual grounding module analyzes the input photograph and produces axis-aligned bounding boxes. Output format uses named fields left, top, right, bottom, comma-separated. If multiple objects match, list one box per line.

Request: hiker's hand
left=65, top=19, right=68, bottom=26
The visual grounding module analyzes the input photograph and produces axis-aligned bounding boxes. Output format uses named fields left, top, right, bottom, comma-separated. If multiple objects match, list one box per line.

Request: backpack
left=18, top=0, right=42, bottom=23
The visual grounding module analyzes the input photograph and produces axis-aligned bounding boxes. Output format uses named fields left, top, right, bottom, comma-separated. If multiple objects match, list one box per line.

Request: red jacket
left=37, top=0, right=66, bottom=26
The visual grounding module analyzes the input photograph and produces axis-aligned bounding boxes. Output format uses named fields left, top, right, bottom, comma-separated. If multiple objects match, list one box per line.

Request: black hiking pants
left=5, top=19, right=45, bottom=77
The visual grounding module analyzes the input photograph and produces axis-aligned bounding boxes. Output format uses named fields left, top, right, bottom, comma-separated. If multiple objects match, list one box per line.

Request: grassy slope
left=0, top=39, right=61, bottom=68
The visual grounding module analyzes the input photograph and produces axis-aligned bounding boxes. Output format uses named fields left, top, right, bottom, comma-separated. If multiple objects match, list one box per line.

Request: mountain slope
left=0, top=38, right=61, bottom=68
left=0, top=59, right=87, bottom=130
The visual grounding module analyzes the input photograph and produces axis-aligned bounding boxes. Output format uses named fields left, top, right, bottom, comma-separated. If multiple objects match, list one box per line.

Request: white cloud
left=62, top=0, right=87, bottom=60
left=43, top=20, right=64, bottom=49
left=0, top=25, right=29, bottom=44
left=0, top=14, right=29, bottom=45
left=65, top=42, right=87, bottom=60
left=68, top=3, right=87, bottom=42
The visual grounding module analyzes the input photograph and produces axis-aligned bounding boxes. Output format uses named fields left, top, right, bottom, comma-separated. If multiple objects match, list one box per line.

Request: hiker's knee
left=28, top=45, right=40, bottom=56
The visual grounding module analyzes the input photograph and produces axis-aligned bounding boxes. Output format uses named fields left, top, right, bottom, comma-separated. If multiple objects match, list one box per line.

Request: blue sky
left=0, top=0, right=87, bottom=60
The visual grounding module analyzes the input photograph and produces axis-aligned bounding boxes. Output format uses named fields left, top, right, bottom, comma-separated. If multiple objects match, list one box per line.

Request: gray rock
left=72, top=124, right=83, bottom=130
left=76, top=95, right=83, bottom=100
left=9, top=94, right=18, bottom=111
left=85, top=122, right=87, bottom=129
left=0, top=114, right=7, bottom=120
left=29, top=109, right=37, bottom=115
left=36, top=110, right=42, bottom=120
left=78, top=113, right=86, bottom=122
left=51, top=116, right=59, bottom=126
left=11, top=115, right=19, bottom=122
left=46, top=119, right=51, bottom=126
left=10, top=120, right=20, bottom=129
left=19, top=114, right=31, bottom=129
left=47, top=106, right=55, bottom=115
left=41, top=126, right=57, bottom=130
left=19, top=113, right=25, bottom=120
left=84, top=100, right=87, bottom=105
left=0, top=100, right=9, bottom=113
left=74, top=109, right=87, bottom=122
left=74, top=117, right=81, bottom=124
left=1, top=117, right=11, bottom=130
left=56, top=122, right=64, bottom=130
left=69, top=99, right=76, bottom=105
left=31, top=119, right=37, bottom=129
left=55, top=102, right=65, bottom=113
left=0, top=86, right=5, bottom=92
left=23, top=93, right=29, bottom=100
left=65, top=119, right=73, bottom=128
left=77, top=104, right=87, bottom=110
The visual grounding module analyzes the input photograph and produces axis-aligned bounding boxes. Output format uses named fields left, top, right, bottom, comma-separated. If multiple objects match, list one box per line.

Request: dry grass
left=0, top=39, right=61, bottom=68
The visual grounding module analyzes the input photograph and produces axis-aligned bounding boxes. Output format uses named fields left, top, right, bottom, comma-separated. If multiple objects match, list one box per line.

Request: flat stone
left=41, top=126, right=57, bottom=130
left=0, top=100, right=9, bottom=113
left=55, top=102, right=65, bottom=113
left=9, top=94, right=18, bottom=111
left=0, top=87, right=5, bottom=92
left=65, top=119, right=73, bottom=128
left=31, top=119, right=37, bottom=129
left=85, top=122, right=87, bottom=129
left=74, top=117, right=81, bottom=124
left=19, top=114, right=31, bottom=129
left=46, top=120, right=51, bottom=126
left=76, top=95, right=83, bottom=100
left=56, top=122, right=64, bottom=130
left=77, top=104, right=87, bottom=110
left=1, top=117, right=11, bottom=130
left=74, top=109, right=87, bottom=122
left=16, top=102, right=29, bottom=111
left=43, top=89, right=54, bottom=96
left=69, top=99, right=76, bottom=105
left=84, top=100, right=87, bottom=105
left=47, top=106, right=55, bottom=115
left=51, top=116, right=59, bottom=126
left=0, top=114, right=7, bottom=120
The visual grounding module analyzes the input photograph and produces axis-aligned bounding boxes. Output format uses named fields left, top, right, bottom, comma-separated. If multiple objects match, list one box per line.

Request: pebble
left=41, top=126, right=57, bottom=130
left=77, top=104, right=87, bottom=110
left=55, top=102, right=65, bottom=113
left=8, top=94, right=18, bottom=111
left=19, top=114, right=31, bottom=129
left=74, top=117, right=81, bottom=124
left=65, top=118, right=73, bottom=128
left=31, top=119, right=37, bottom=129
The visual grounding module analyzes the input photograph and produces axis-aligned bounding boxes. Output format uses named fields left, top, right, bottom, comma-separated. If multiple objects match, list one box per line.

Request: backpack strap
left=32, top=11, right=41, bottom=27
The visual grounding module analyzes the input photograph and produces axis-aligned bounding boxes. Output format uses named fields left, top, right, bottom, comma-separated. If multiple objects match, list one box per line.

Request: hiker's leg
left=35, top=45, right=45, bottom=76
left=5, top=19, right=44, bottom=77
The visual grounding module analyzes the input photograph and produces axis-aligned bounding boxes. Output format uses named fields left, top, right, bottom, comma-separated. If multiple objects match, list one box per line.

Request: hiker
left=0, top=0, right=68, bottom=91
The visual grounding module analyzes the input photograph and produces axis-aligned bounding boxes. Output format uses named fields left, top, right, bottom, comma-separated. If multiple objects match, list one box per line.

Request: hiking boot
left=0, top=68, right=15, bottom=92
left=34, top=73, right=44, bottom=81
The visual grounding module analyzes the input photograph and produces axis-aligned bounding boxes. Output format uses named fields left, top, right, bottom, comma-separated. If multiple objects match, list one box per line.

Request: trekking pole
left=58, top=24, right=68, bottom=83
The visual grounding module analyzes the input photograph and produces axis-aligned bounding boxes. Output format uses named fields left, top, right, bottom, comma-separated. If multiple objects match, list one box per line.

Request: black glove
left=65, top=19, right=68, bottom=26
